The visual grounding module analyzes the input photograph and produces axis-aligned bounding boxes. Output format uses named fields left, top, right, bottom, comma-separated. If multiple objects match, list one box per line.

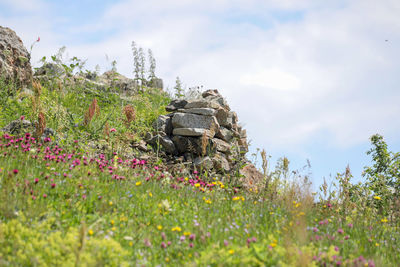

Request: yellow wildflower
left=149, top=192, right=153, bottom=197
left=194, top=183, right=200, bottom=188
left=381, top=218, right=388, bottom=223
left=157, top=225, right=163, bottom=230
left=374, top=196, right=381, bottom=200
left=88, top=229, right=94, bottom=236
left=136, top=181, right=142, bottom=186
left=184, top=232, right=191, bottom=236
left=171, top=226, right=182, bottom=232
left=229, top=249, right=235, bottom=254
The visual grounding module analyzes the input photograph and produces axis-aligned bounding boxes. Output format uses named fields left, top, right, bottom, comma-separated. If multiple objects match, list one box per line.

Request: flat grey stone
left=211, top=138, right=231, bottom=153
left=172, top=113, right=219, bottom=131
left=194, top=156, right=214, bottom=170
left=173, top=128, right=214, bottom=138
left=184, top=100, right=221, bottom=109
left=216, top=127, right=234, bottom=142
left=177, top=108, right=216, bottom=116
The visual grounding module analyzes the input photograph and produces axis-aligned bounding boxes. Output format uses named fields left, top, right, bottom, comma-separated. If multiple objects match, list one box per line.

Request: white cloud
left=240, top=68, right=301, bottom=91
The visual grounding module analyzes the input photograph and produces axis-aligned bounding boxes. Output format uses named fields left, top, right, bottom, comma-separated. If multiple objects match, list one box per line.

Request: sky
left=1, top=0, right=400, bottom=190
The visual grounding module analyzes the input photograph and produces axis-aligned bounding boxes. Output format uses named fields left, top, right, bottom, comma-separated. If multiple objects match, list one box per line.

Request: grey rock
left=202, top=89, right=221, bottom=98
left=177, top=107, right=216, bottom=116
left=215, top=108, right=235, bottom=129
left=213, top=153, right=231, bottom=172
left=204, top=95, right=230, bottom=110
left=44, top=127, right=55, bottom=137
left=184, top=99, right=221, bottom=109
left=166, top=99, right=188, bottom=112
left=97, top=71, right=138, bottom=92
left=1, top=119, right=54, bottom=137
left=194, top=156, right=213, bottom=170
left=1, top=120, right=33, bottom=134
left=138, top=141, right=149, bottom=152
left=211, top=138, right=231, bottom=154
left=144, top=132, right=153, bottom=142
left=153, top=115, right=173, bottom=136
left=147, top=77, right=163, bottom=89
left=35, top=63, right=66, bottom=77
left=172, top=135, right=202, bottom=155
left=173, top=128, right=214, bottom=137
left=216, top=127, right=234, bottom=142
left=150, top=135, right=176, bottom=155
left=238, top=138, right=249, bottom=153
left=239, top=163, right=264, bottom=189
left=172, top=113, right=219, bottom=133
left=0, top=26, right=32, bottom=88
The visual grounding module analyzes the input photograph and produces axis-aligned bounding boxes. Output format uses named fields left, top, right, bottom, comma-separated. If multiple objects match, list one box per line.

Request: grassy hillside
left=0, top=72, right=399, bottom=266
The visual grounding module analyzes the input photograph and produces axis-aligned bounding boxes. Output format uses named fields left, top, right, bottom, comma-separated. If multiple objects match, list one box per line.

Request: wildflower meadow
left=0, top=53, right=399, bottom=266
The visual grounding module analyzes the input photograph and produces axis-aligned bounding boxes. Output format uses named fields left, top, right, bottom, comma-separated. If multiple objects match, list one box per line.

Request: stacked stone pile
left=150, top=89, right=248, bottom=173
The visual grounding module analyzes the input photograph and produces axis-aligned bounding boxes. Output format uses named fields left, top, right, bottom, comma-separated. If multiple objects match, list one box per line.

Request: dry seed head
left=104, top=122, right=110, bottom=137
left=123, top=105, right=136, bottom=126
left=36, top=112, right=46, bottom=137
left=32, top=80, right=42, bottom=96
left=283, top=157, right=289, bottom=172
left=57, top=80, right=63, bottom=91
left=84, top=98, right=100, bottom=126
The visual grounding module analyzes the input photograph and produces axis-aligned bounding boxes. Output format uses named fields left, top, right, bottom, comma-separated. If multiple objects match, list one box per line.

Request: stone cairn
left=150, top=89, right=248, bottom=173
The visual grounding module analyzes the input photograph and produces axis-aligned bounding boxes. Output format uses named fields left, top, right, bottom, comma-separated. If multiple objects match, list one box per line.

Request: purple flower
left=337, top=228, right=344, bottom=234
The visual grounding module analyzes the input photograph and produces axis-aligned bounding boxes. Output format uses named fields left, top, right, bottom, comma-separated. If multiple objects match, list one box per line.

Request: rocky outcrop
left=1, top=119, right=54, bottom=139
left=150, top=89, right=249, bottom=173
left=96, top=71, right=138, bottom=92
left=0, top=26, right=32, bottom=88
left=33, top=66, right=163, bottom=94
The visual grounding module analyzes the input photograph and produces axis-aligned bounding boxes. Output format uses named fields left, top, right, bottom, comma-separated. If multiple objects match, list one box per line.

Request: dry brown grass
left=123, top=105, right=136, bottom=127
left=84, top=98, right=100, bottom=126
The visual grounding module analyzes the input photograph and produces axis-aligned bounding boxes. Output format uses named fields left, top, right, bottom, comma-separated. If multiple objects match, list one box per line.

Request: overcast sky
left=1, top=0, right=400, bottom=189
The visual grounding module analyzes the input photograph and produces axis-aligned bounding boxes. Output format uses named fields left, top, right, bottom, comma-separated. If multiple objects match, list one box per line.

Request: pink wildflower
left=110, top=128, right=116, bottom=132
